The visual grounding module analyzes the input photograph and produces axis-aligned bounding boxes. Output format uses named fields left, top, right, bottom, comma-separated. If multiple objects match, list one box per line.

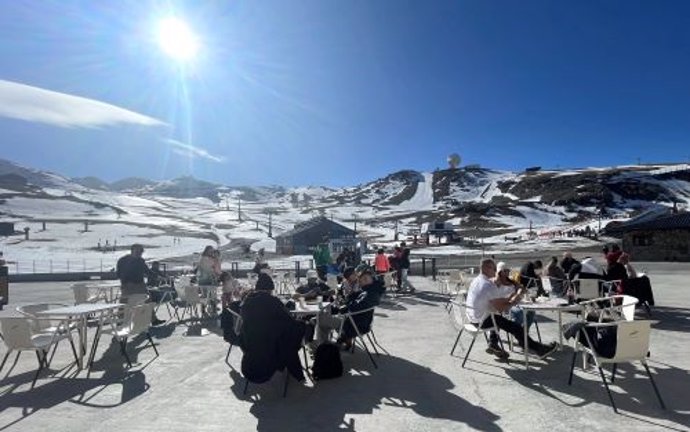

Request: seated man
left=315, top=266, right=385, bottom=350
left=338, top=267, right=359, bottom=300
left=293, top=270, right=334, bottom=301
left=240, top=273, right=305, bottom=383
left=467, top=258, right=556, bottom=360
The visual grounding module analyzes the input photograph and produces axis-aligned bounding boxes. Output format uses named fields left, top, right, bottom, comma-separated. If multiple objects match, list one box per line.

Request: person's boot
left=485, top=342, right=509, bottom=359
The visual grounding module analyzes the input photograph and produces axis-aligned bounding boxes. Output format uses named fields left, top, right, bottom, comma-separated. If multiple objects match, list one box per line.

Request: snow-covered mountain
left=1, top=158, right=689, bottom=269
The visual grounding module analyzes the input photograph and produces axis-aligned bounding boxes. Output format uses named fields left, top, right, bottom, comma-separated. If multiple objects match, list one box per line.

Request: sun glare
left=157, top=17, right=199, bottom=62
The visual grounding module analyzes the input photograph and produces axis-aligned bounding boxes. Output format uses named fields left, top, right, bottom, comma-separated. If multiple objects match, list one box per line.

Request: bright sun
left=157, top=17, right=199, bottom=62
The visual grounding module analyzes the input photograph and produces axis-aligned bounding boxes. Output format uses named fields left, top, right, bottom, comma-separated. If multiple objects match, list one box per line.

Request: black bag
left=311, top=342, right=343, bottom=381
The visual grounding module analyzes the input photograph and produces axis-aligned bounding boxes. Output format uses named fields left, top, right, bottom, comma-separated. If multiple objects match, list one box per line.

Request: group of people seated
left=222, top=264, right=386, bottom=384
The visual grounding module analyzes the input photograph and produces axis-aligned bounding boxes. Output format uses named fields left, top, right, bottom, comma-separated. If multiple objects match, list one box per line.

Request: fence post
left=431, top=257, right=437, bottom=281
left=422, top=257, right=426, bottom=277
left=295, top=261, right=301, bottom=284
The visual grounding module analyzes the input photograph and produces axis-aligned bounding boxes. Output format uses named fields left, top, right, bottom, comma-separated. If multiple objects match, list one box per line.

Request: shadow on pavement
left=228, top=353, right=504, bottom=432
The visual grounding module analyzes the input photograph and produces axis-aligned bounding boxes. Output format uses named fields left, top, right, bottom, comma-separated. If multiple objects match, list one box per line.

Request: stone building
left=609, top=212, right=690, bottom=262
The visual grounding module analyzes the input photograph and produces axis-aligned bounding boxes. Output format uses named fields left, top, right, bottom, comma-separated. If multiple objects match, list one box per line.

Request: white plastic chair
left=88, top=303, right=158, bottom=369
left=449, top=301, right=506, bottom=368
left=16, top=303, right=79, bottom=366
left=337, top=307, right=382, bottom=369
left=568, top=320, right=665, bottom=413
left=0, top=317, right=67, bottom=387
left=579, top=295, right=639, bottom=323
left=71, top=283, right=107, bottom=305
left=577, top=279, right=601, bottom=301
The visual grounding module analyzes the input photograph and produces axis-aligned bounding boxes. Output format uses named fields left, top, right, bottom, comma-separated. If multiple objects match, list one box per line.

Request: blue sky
left=1, top=1, right=689, bottom=186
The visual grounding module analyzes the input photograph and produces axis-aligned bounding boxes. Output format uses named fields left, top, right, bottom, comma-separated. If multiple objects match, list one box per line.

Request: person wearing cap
left=314, top=266, right=385, bottom=349
left=293, top=269, right=334, bottom=301
left=240, top=273, right=306, bottom=383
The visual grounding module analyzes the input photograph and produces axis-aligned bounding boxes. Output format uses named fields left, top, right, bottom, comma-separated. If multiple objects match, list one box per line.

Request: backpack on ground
left=311, top=342, right=343, bottom=380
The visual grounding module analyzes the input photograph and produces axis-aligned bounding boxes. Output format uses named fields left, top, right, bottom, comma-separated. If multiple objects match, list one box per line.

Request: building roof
left=276, top=216, right=356, bottom=239
left=608, top=212, right=690, bottom=233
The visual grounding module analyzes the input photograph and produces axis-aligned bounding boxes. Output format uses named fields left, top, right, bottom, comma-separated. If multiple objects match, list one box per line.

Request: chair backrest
left=448, top=269, right=463, bottom=284
left=611, top=320, right=651, bottom=362
left=326, top=275, right=339, bottom=291
left=184, top=284, right=201, bottom=305
left=226, top=307, right=243, bottom=333
left=16, top=303, right=69, bottom=332
left=126, top=294, right=148, bottom=307
left=175, top=276, right=192, bottom=301
left=383, top=272, right=395, bottom=288
left=72, top=284, right=91, bottom=304
left=540, top=277, right=553, bottom=293
left=0, top=318, right=36, bottom=350
left=128, top=303, right=155, bottom=336
left=620, top=295, right=638, bottom=321
left=578, top=279, right=600, bottom=300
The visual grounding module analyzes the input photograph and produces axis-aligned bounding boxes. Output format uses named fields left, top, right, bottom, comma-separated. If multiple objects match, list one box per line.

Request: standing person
left=399, top=247, right=412, bottom=292
left=544, top=256, right=566, bottom=296
left=313, top=243, right=332, bottom=281
left=197, top=246, right=221, bottom=285
left=374, top=249, right=390, bottom=274
left=560, top=252, right=580, bottom=279
left=116, top=244, right=164, bottom=325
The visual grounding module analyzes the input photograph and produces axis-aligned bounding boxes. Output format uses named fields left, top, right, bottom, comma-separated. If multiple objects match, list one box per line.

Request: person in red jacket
left=374, top=248, right=390, bottom=273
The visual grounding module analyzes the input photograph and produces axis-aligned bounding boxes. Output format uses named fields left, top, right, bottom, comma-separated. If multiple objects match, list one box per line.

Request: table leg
left=78, top=315, right=87, bottom=369
left=524, top=308, right=529, bottom=369
left=558, top=310, right=564, bottom=349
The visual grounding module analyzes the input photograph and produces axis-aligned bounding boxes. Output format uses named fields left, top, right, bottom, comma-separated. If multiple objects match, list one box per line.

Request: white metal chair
left=337, top=307, right=381, bottom=369
left=224, top=307, right=243, bottom=365
left=577, top=279, right=601, bottom=301
left=436, top=270, right=451, bottom=294
left=71, top=283, right=107, bottom=305
left=173, top=281, right=208, bottom=324
left=16, top=303, right=79, bottom=366
left=568, top=320, right=665, bottom=413
left=88, top=303, right=158, bottom=369
left=579, top=295, right=639, bottom=322
left=449, top=301, right=506, bottom=368
left=0, top=317, right=68, bottom=387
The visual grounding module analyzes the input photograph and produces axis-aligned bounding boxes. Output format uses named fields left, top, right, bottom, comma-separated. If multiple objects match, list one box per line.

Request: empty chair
left=577, top=279, right=601, bottom=301
left=568, top=320, right=665, bottom=413
left=88, top=303, right=159, bottom=369
left=16, top=303, right=79, bottom=365
left=72, top=283, right=107, bottom=305
left=0, top=317, right=67, bottom=387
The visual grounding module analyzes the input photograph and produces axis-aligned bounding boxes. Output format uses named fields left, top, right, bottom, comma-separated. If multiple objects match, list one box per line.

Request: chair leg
left=462, top=334, right=477, bottom=368
left=146, top=332, right=159, bottom=356
left=366, top=334, right=380, bottom=356
left=611, top=363, right=617, bottom=384
left=32, top=351, right=45, bottom=388
left=225, top=344, right=233, bottom=364
left=0, top=351, right=10, bottom=373
left=534, top=320, right=542, bottom=344
left=68, top=335, right=79, bottom=364
left=568, top=350, right=578, bottom=385
left=450, top=329, right=463, bottom=356
left=48, top=340, right=60, bottom=367
left=283, top=369, right=289, bottom=398
left=87, top=327, right=102, bottom=369
left=597, top=366, right=618, bottom=413
left=643, top=362, right=666, bottom=410
left=119, top=338, right=133, bottom=368
left=359, top=337, right=378, bottom=369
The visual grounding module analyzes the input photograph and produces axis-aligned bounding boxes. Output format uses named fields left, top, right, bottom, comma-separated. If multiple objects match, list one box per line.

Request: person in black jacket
left=315, top=266, right=385, bottom=349
left=399, top=247, right=412, bottom=292
left=519, top=260, right=544, bottom=295
left=240, top=273, right=305, bottom=383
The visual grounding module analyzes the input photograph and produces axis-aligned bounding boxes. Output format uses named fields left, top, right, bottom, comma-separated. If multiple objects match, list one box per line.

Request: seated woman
left=615, top=253, right=655, bottom=312
left=494, top=262, right=536, bottom=330
left=197, top=246, right=222, bottom=286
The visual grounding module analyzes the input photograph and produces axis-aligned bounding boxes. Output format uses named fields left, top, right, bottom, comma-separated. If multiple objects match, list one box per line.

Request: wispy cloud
left=165, top=138, right=226, bottom=163
left=0, top=79, right=164, bottom=129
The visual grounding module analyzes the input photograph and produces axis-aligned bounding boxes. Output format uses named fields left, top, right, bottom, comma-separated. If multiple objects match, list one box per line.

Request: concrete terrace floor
left=0, top=265, right=689, bottom=432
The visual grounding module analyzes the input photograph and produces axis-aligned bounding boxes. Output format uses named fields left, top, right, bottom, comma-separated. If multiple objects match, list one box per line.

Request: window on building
left=632, top=234, right=653, bottom=246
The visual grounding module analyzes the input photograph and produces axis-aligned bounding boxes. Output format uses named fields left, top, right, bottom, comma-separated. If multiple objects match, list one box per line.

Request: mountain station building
left=607, top=211, right=690, bottom=262
left=276, top=216, right=359, bottom=255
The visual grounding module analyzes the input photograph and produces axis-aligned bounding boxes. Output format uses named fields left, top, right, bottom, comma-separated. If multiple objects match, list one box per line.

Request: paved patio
left=0, top=262, right=689, bottom=431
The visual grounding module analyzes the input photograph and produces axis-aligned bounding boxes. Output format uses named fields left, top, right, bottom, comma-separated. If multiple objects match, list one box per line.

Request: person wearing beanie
left=240, top=273, right=305, bottom=383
